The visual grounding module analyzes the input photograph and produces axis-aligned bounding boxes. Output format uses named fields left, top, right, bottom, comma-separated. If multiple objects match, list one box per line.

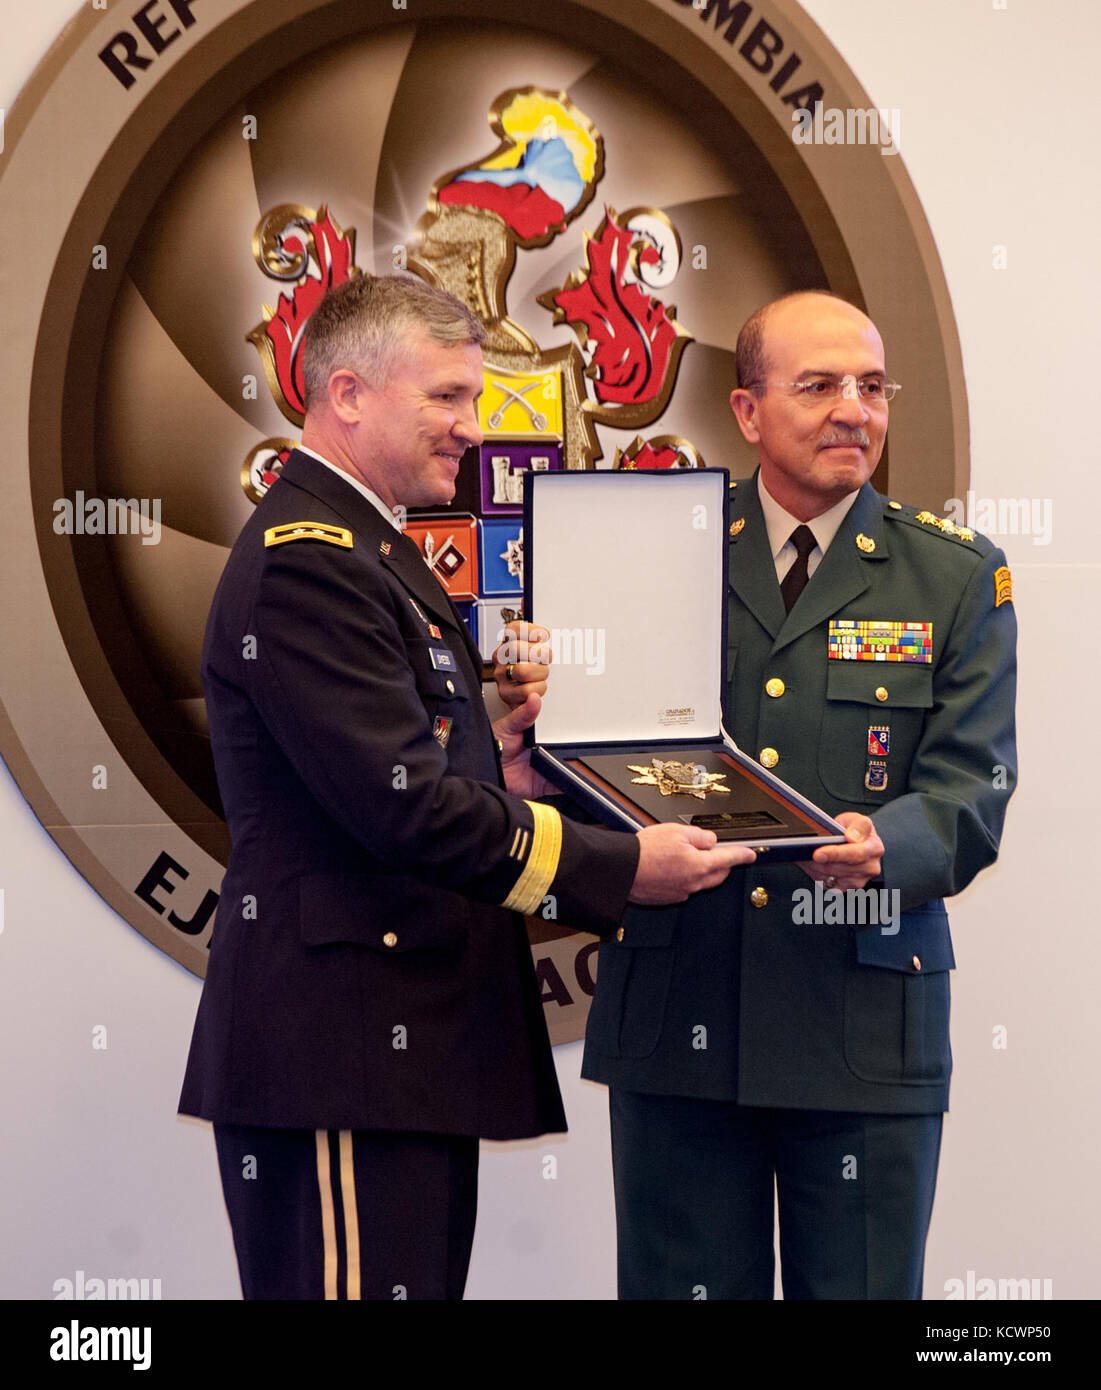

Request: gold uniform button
left=912, top=954, right=922, bottom=971
left=765, top=678, right=785, bottom=698
left=875, top=686, right=888, bottom=702
left=616, top=927, right=625, bottom=942
left=759, top=747, right=779, bottom=768
left=445, top=679, right=455, bottom=694
left=750, top=887, right=769, bottom=908
left=383, top=931, right=398, bottom=948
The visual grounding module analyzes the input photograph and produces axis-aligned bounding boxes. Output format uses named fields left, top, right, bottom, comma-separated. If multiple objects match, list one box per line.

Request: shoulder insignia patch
left=994, top=565, right=1013, bottom=606
left=264, top=522, right=353, bottom=550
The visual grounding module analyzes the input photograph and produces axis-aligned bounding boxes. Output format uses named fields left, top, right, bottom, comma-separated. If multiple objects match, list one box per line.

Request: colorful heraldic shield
left=239, top=87, right=700, bottom=646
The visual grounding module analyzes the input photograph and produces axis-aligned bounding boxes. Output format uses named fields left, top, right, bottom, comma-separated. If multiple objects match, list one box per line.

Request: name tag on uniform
left=429, top=646, right=456, bottom=671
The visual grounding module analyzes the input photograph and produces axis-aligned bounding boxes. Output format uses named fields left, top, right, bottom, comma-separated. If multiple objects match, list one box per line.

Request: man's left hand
left=801, top=812, right=884, bottom=891
left=493, top=622, right=551, bottom=710
left=493, top=692, right=556, bottom=798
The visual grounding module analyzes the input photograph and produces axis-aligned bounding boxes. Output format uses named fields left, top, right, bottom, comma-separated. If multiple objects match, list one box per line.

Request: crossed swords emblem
left=486, top=378, right=549, bottom=432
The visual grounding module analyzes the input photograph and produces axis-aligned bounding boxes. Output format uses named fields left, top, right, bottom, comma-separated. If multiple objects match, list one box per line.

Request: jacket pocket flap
left=613, top=906, right=679, bottom=949
left=827, top=662, right=932, bottom=708
left=299, top=872, right=469, bottom=951
left=853, top=902, right=955, bottom=974
left=404, top=637, right=470, bottom=701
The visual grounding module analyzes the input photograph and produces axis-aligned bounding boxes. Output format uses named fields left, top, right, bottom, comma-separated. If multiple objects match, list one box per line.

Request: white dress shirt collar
left=296, top=446, right=403, bottom=532
left=757, top=473, right=860, bottom=572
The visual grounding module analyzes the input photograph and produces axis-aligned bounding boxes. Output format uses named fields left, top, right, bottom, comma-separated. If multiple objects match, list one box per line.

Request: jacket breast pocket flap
left=826, top=661, right=933, bottom=709
left=299, top=872, right=469, bottom=952
left=405, top=636, right=469, bottom=702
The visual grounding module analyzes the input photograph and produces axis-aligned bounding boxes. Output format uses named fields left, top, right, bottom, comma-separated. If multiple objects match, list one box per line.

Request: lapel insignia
left=729, top=518, right=745, bottom=538
left=379, top=540, right=392, bottom=556
left=427, top=623, right=442, bottom=639
left=855, top=533, right=876, bottom=553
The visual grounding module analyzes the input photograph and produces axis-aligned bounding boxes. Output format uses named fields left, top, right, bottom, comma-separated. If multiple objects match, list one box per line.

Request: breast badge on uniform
left=432, top=716, right=453, bottom=749
left=994, top=565, right=1014, bottom=607
left=864, top=760, right=888, bottom=791
left=867, top=726, right=890, bottom=756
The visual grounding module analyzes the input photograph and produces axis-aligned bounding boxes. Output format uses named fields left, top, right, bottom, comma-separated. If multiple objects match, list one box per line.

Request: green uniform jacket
left=582, top=475, right=1017, bottom=1114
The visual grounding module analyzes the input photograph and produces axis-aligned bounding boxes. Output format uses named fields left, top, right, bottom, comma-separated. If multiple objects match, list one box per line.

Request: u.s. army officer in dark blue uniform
left=582, top=291, right=1017, bottom=1300
left=179, top=275, right=752, bottom=1300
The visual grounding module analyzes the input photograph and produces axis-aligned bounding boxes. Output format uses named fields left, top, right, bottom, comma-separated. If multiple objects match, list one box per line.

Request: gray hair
left=301, top=274, right=487, bottom=408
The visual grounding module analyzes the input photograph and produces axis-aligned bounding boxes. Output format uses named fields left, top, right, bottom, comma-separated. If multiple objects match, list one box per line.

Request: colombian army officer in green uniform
left=579, top=290, right=1018, bottom=1299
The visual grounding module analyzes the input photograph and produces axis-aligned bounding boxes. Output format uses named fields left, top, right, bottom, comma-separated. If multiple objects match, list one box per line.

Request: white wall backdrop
left=0, top=0, right=1096, bottom=1301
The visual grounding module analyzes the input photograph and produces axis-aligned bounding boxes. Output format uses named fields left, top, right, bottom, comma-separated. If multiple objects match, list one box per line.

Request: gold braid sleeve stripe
left=501, top=801, right=563, bottom=915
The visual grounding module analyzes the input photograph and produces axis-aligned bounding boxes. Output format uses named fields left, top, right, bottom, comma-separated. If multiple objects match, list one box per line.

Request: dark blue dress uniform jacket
left=583, top=475, right=1017, bottom=1115
left=180, top=451, right=638, bottom=1139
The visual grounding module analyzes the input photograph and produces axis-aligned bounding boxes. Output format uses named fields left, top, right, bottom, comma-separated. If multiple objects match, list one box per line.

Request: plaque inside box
left=523, top=468, right=847, bottom=858
left=571, top=750, right=825, bottom=841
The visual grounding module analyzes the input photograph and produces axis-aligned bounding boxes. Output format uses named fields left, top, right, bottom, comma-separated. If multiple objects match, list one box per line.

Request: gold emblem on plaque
left=628, top=759, right=731, bottom=799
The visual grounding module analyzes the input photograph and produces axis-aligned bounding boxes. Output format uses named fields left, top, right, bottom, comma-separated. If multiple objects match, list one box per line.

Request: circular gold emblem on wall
left=0, top=0, right=965, bottom=1044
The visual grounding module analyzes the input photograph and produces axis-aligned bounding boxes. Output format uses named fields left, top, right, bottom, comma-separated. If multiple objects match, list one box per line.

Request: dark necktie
left=780, top=524, right=818, bottom=613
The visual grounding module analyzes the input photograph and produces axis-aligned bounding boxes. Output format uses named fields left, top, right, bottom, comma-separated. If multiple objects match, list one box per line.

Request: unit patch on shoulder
left=994, top=565, right=1014, bottom=607
left=265, top=522, right=353, bottom=549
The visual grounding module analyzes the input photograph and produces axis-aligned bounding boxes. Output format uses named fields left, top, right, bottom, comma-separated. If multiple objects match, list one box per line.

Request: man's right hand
left=629, top=824, right=755, bottom=905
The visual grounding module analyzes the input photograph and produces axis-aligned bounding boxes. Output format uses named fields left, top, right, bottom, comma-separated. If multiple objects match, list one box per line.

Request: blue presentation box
left=523, top=468, right=846, bottom=859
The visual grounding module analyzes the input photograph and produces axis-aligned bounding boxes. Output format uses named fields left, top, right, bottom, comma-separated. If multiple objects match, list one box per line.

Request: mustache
left=818, top=428, right=870, bottom=449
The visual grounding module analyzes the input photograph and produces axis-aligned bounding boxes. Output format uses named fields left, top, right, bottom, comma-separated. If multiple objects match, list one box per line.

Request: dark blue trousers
left=609, top=1090, right=942, bottom=1300
left=213, top=1125, right=479, bottom=1300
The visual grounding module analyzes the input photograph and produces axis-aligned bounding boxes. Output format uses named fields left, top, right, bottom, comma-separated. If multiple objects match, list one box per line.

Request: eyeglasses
left=763, top=374, right=902, bottom=405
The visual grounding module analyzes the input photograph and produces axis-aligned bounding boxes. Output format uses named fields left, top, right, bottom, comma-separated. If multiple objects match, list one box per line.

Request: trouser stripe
left=314, top=1129, right=338, bottom=1300
left=339, top=1130, right=361, bottom=1300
